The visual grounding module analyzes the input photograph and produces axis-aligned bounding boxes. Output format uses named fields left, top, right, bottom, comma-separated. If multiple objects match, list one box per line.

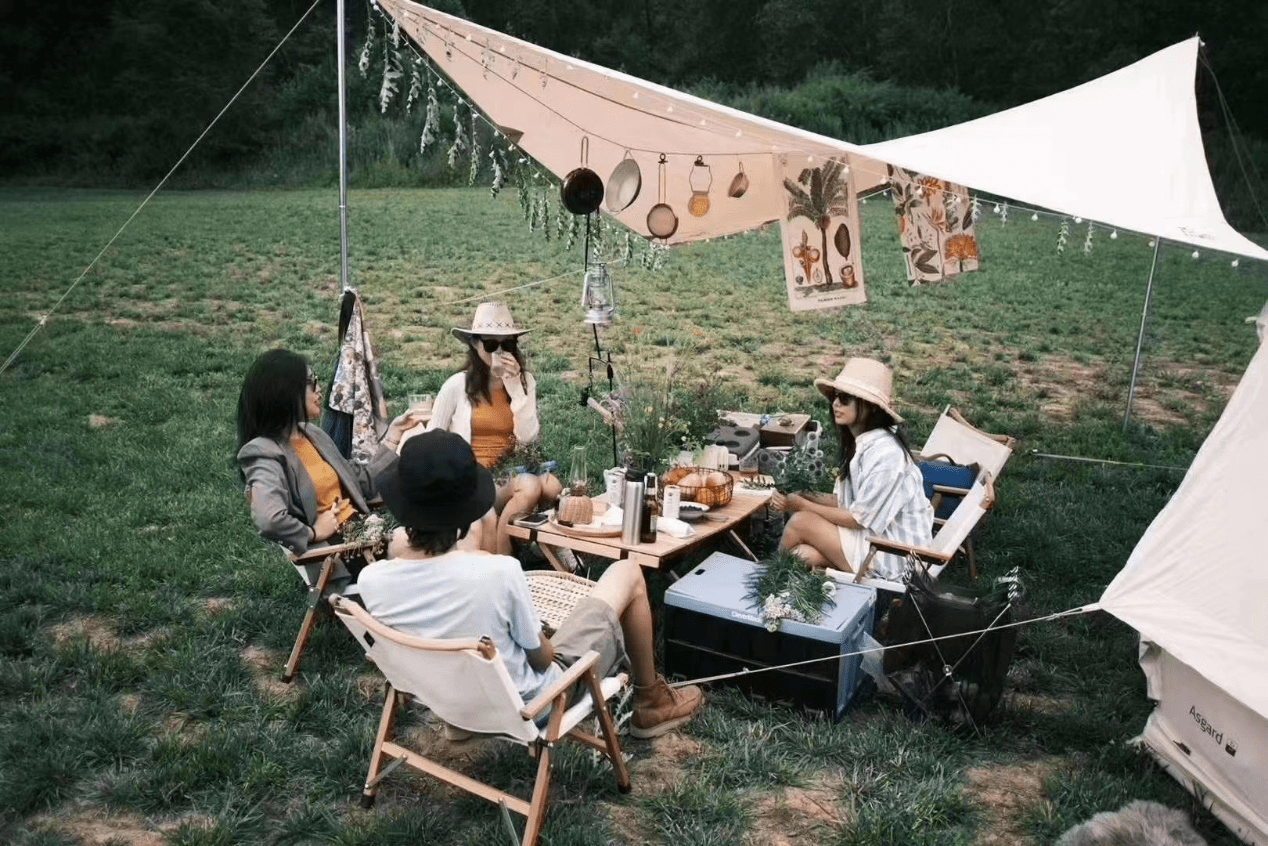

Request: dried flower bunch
left=492, top=439, right=555, bottom=484
left=341, top=512, right=396, bottom=551
left=745, top=549, right=838, bottom=632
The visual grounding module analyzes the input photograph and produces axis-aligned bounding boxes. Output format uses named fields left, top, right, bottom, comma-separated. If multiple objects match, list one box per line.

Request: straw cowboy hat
left=379, top=430, right=496, bottom=531
left=814, top=357, right=904, bottom=423
left=451, top=302, right=531, bottom=344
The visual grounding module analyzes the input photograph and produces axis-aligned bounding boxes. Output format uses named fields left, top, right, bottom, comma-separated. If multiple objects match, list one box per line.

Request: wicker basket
left=662, top=465, right=734, bottom=507
left=524, top=570, right=596, bottom=633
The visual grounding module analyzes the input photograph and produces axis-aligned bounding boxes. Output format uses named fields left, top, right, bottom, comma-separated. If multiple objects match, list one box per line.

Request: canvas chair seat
left=827, top=469, right=996, bottom=594
left=329, top=594, right=631, bottom=846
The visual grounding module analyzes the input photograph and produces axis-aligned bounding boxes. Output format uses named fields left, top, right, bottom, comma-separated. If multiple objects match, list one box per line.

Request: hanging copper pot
left=561, top=137, right=604, bottom=215
left=646, top=154, right=678, bottom=239
left=728, top=161, right=749, bottom=198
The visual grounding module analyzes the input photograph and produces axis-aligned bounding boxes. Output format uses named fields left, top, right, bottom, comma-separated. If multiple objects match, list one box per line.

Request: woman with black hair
left=236, top=348, right=423, bottom=555
left=771, top=357, right=933, bottom=581
left=427, top=302, right=562, bottom=555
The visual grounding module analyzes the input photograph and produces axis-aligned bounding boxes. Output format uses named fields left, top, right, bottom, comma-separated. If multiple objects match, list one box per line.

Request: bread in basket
left=663, top=466, right=733, bottom=507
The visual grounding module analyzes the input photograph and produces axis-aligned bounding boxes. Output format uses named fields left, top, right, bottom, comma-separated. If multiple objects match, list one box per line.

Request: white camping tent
left=376, top=0, right=1268, bottom=262
left=1099, top=336, right=1268, bottom=844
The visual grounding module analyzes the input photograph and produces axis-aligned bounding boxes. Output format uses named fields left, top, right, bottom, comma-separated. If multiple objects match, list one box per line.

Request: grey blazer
left=237, top=422, right=395, bottom=554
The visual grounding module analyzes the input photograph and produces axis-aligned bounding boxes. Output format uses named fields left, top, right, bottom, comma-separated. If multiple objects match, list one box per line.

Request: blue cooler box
left=663, top=552, right=876, bottom=718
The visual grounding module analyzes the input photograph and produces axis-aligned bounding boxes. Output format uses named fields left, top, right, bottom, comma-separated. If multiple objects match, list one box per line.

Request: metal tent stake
left=1124, top=237, right=1162, bottom=429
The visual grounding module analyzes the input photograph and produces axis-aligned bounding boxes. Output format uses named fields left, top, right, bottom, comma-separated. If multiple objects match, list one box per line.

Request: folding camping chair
left=827, top=468, right=996, bottom=594
left=914, top=407, right=1016, bottom=577
left=329, top=594, right=631, bottom=846
left=280, top=538, right=382, bottom=683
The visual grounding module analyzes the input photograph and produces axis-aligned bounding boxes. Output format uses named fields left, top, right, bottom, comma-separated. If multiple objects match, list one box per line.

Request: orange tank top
left=291, top=435, right=357, bottom=524
left=470, top=386, right=514, bottom=468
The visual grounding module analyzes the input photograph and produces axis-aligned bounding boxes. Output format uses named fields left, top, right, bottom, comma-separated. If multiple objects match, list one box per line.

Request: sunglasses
left=478, top=337, right=518, bottom=353
left=827, top=389, right=856, bottom=406
left=306, top=373, right=320, bottom=391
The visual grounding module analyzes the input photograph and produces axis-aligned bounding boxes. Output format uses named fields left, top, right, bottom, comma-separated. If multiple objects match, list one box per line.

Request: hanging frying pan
left=606, top=151, right=642, bottom=213
left=646, top=154, right=678, bottom=239
left=561, top=137, right=604, bottom=215
left=728, top=161, right=749, bottom=198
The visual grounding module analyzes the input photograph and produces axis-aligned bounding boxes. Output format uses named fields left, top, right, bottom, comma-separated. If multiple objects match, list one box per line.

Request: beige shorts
left=551, top=596, right=628, bottom=680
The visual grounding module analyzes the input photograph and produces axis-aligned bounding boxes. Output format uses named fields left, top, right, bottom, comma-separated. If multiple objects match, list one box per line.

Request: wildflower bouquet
left=745, top=549, right=838, bottom=632
left=745, top=441, right=835, bottom=495
left=491, top=438, right=555, bottom=485
left=341, top=512, right=397, bottom=557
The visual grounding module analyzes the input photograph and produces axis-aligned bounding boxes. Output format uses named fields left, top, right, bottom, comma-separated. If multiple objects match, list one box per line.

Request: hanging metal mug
left=561, top=137, right=604, bottom=215
left=646, top=154, right=678, bottom=239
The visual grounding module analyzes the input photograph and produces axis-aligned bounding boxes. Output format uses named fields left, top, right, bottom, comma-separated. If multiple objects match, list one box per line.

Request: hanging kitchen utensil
left=606, top=151, right=641, bottom=213
left=687, top=156, right=712, bottom=217
left=646, top=154, right=678, bottom=239
left=561, top=136, right=604, bottom=215
left=728, top=160, right=749, bottom=198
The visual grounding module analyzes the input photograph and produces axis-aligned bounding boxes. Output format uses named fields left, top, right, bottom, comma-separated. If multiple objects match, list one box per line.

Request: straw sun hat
left=451, top=302, right=532, bottom=344
left=813, top=357, right=904, bottom=423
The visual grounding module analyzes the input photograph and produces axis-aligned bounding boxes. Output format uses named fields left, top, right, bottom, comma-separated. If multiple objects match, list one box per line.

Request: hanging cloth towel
left=323, top=288, right=388, bottom=463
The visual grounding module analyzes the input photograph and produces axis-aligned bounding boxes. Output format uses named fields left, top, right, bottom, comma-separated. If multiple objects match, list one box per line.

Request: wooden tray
left=546, top=517, right=621, bottom=538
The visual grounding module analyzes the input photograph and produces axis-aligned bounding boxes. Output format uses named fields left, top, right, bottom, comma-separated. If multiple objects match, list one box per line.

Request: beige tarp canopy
left=377, top=0, right=1267, bottom=261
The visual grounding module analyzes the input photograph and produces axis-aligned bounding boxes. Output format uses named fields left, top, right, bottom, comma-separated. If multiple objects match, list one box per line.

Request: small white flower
left=822, top=581, right=836, bottom=597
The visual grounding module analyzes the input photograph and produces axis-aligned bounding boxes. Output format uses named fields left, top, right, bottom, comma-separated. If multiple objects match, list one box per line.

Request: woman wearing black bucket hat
left=771, top=357, right=933, bottom=580
left=360, top=430, right=705, bottom=740
left=427, top=302, right=562, bottom=555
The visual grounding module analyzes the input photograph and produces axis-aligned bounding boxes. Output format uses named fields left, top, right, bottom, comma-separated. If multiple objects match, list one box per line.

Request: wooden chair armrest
left=947, top=407, right=1016, bottom=448
left=865, top=535, right=954, bottom=564
left=520, top=650, right=601, bottom=720
left=287, top=538, right=381, bottom=564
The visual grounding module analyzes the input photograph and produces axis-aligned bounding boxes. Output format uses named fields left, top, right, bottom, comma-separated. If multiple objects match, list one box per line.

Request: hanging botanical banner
left=888, top=165, right=981, bottom=284
left=780, top=156, right=865, bottom=312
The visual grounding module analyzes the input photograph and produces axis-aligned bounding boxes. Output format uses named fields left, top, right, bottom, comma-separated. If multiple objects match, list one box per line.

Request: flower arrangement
left=745, top=441, right=835, bottom=495
left=341, top=512, right=397, bottom=551
left=745, top=550, right=838, bottom=632
left=491, top=438, right=556, bottom=485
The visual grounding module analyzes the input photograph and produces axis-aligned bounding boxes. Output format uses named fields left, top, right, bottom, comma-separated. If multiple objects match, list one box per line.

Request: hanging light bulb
left=1110, top=230, right=1118, bottom=239
left=1192, top=250, right=1200, bottom=259
left=1031, top=212, right=1039, bottom=221
left=1232, top=259, right=1240, bottom=267
left=581, top=264, right=617, bottom=326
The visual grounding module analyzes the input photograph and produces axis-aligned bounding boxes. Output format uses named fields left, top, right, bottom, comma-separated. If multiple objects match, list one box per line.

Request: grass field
left=2, top=186, right=1265, bottom=845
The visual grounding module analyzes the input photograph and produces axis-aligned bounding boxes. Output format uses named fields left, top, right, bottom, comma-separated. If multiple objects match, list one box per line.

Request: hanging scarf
left=325, top=288, right=388, bottom=464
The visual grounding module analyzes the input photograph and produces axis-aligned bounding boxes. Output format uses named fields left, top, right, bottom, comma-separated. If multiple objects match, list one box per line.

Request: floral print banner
left=888, top=165, right=981, bottom=284
left=328, top=288, right=389, bottom=464
left=780, top=155, right=866, bottom=311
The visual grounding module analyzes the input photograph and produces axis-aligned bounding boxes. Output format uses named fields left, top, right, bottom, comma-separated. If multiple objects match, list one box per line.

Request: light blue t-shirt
left=357, top=550, right=561, bottom=703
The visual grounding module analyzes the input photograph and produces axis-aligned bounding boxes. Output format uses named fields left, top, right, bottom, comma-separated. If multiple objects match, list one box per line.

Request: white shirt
left=357, top=550, right=561, bottom=703
left=836, top=428, right=934, bottom=581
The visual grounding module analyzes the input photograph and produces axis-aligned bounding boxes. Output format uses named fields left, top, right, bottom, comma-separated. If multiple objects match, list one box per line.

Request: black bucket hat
left=379, top=431, right=496, bottom=531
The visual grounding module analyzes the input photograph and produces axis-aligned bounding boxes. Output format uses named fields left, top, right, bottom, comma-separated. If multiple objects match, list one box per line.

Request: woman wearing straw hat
left=771, top=357, right=933, bottom=581
left=428, top=302, right=562, bottom=554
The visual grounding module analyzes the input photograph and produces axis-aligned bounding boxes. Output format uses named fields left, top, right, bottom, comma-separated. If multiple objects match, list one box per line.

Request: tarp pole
left=336, top=0, right=350, bottom=293
left=1124, top=238, right=1162, bottom=428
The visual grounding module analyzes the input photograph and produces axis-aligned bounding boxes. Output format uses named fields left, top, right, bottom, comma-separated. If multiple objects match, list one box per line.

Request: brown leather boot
left=630, top=675, right=704, bottom=739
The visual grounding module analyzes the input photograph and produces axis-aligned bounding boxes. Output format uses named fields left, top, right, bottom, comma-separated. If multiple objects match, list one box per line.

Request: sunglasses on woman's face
left=478, top=337, right=517, bottom=353
left=306, top=373, right=320, bottom=391
left=828, top=390, right=855, bottom=406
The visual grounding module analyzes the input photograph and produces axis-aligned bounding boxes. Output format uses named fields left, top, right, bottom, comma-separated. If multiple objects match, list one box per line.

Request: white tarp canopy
left=1099, top=337, right=1268, bottom=843
left=376, top=0, right=1267, bottom=261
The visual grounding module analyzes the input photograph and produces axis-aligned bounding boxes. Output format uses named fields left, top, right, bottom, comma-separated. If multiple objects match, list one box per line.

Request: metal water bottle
left=620, top=469, right=644, bottom=544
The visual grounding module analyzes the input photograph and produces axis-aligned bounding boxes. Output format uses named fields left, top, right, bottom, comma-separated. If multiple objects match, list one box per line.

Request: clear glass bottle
left=568, top=445, right=589, bottom=495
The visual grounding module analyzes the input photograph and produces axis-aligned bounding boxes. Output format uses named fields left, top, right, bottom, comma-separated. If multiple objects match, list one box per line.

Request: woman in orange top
left=427, top=302, right=561, bottom=554
left=236, top=348, right=423, bottom=555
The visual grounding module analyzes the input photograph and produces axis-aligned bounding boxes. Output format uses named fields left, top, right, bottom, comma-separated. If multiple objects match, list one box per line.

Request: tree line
left=1, top=0, right=1263, bottom=226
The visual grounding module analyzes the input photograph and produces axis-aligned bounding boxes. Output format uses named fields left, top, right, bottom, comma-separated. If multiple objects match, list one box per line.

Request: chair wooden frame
left=828, top=469, right=997, bottom=594
left=329, top=594, right=631, bottom=846
left=280, top=539, right=381, bottom=683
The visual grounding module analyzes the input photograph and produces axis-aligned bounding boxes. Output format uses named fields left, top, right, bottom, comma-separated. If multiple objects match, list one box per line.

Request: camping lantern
left=581, top=264, right=616, bottom=326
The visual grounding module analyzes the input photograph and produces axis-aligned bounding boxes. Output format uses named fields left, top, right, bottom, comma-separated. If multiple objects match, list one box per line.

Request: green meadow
left=2, top=186, right=1265, bottom=845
